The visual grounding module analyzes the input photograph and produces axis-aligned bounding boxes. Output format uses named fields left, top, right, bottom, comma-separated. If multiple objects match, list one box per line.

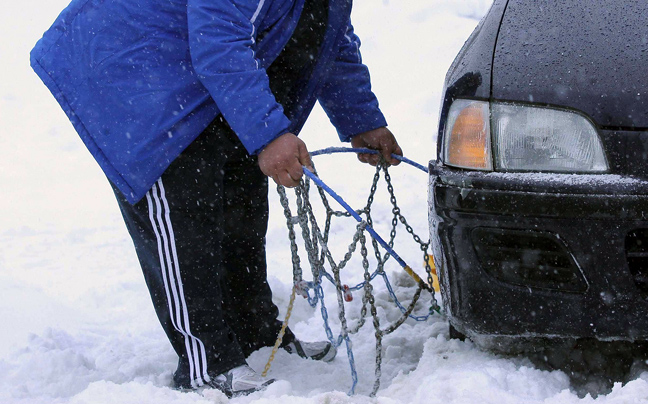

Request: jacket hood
left=492, top=0, right=648, bottom=129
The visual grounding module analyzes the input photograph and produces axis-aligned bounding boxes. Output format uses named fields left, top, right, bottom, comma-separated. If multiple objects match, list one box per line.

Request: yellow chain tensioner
left=424, top=254, right=441, bottom=292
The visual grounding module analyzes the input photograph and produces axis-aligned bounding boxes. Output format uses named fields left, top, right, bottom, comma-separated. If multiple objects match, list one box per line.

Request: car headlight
left=443, top=100, right=609, bottom=173
left=492, top=103, right=608, bottom=172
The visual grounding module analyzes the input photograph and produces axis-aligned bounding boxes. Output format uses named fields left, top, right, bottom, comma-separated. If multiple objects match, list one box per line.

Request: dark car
left=429, top=0, right=648, bottom=352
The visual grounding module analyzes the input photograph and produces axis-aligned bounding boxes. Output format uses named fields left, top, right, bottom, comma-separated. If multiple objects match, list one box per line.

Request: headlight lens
left=442, top=100, right=609, bottom=173
left=492, top=103, right=608, bottom=172
left=443, top=99, right=492, bottom=170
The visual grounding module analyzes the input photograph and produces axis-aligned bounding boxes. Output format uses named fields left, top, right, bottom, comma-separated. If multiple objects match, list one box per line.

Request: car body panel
left=601, top=130, right=648, bottom=179
left=493, top=0, right=648, bottom=129
left=437, top=0, right=509, bottom=158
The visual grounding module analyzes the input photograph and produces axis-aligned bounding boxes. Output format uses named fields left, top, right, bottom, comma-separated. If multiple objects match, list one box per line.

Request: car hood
left=492, top=0, right=648, bottom=129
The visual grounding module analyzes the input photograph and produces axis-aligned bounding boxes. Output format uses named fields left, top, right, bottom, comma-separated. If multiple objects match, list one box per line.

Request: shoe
left=283, top=339, right=337, bottom=362
left=209, top=365, right=275, bottom=397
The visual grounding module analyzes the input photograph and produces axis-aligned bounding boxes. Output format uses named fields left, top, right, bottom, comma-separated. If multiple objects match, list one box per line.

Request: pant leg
left=113, top=120, right=248, bottom=388
left=218, top=142, right=295, bottom=357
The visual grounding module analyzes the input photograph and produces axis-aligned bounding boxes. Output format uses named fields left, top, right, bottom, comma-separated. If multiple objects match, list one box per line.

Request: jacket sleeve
left=187, top=0, right=291, bottom=154
left=317, top=20, right=388, bottom=142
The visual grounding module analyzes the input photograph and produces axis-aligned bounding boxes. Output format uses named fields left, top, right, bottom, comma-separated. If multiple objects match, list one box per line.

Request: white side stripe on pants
left=146, top=178, right=210, bottom=387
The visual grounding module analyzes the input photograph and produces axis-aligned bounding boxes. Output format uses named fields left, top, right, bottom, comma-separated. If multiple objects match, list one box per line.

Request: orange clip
left=343, top=285, right=353, bottom=302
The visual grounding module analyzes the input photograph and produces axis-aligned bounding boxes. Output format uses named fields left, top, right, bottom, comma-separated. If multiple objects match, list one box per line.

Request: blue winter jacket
left=31, top=0, right=387, bottom=203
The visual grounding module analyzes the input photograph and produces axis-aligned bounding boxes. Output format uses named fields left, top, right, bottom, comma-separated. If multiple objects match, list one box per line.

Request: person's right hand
left=258, top=133, right=313, bottom=187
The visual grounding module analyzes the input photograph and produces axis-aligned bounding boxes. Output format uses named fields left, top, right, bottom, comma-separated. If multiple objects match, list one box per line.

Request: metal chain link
left=383, top=166, right=441, bottom=314
left=272, top=159, right=440, bottom=396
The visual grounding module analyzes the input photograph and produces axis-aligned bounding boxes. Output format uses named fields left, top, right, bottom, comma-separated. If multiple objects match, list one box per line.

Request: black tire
left=449, top=324, right=466, bottom=341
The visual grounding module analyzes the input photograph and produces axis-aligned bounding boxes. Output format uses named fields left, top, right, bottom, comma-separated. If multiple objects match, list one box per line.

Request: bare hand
left=258, top=133, right=313, bottom=187
left=350, top=127, right=402, bottom=166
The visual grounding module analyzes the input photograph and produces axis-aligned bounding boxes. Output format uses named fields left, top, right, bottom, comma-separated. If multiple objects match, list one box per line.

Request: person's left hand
left=350, top=127, right=402, bottom=166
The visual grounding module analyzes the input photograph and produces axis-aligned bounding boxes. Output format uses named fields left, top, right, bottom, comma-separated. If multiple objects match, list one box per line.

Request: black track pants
left=113, top=117, right=294, bottom=388
left=113, top=0, right=327, bottom=388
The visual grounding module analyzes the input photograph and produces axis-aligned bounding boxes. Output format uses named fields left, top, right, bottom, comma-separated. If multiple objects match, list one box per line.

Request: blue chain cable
left=310, top=147, right=429, bottom=173
left=303, top=166, right=433, bottom=296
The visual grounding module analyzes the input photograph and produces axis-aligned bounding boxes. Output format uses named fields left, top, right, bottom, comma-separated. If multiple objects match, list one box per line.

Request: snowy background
left=3, top=0, right=648, bottom=403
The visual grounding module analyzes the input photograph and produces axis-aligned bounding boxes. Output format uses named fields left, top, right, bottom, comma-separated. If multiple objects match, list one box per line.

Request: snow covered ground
left=3, top=0, right=648, bottom=403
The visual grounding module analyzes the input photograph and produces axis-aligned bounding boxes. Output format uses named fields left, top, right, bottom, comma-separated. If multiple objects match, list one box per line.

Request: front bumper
left=429, top=162, right=648, bottom=349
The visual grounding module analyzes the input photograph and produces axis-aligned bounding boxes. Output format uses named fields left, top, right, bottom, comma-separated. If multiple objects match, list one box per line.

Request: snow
left=3, top=0, right=648, bottom=403
left=484, top=172, right=646, bottom=186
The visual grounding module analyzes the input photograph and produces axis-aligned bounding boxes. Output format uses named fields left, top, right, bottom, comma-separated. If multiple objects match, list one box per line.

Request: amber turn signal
left=443, top=100, right=492, bottom=170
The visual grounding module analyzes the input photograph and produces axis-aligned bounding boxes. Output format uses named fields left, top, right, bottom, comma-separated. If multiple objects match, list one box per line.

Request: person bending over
left=31, top=0, right=402, bottom=397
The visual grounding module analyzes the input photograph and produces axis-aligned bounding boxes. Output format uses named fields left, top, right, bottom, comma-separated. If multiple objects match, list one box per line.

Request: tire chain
left=276, top=159, right=440, bottom=396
